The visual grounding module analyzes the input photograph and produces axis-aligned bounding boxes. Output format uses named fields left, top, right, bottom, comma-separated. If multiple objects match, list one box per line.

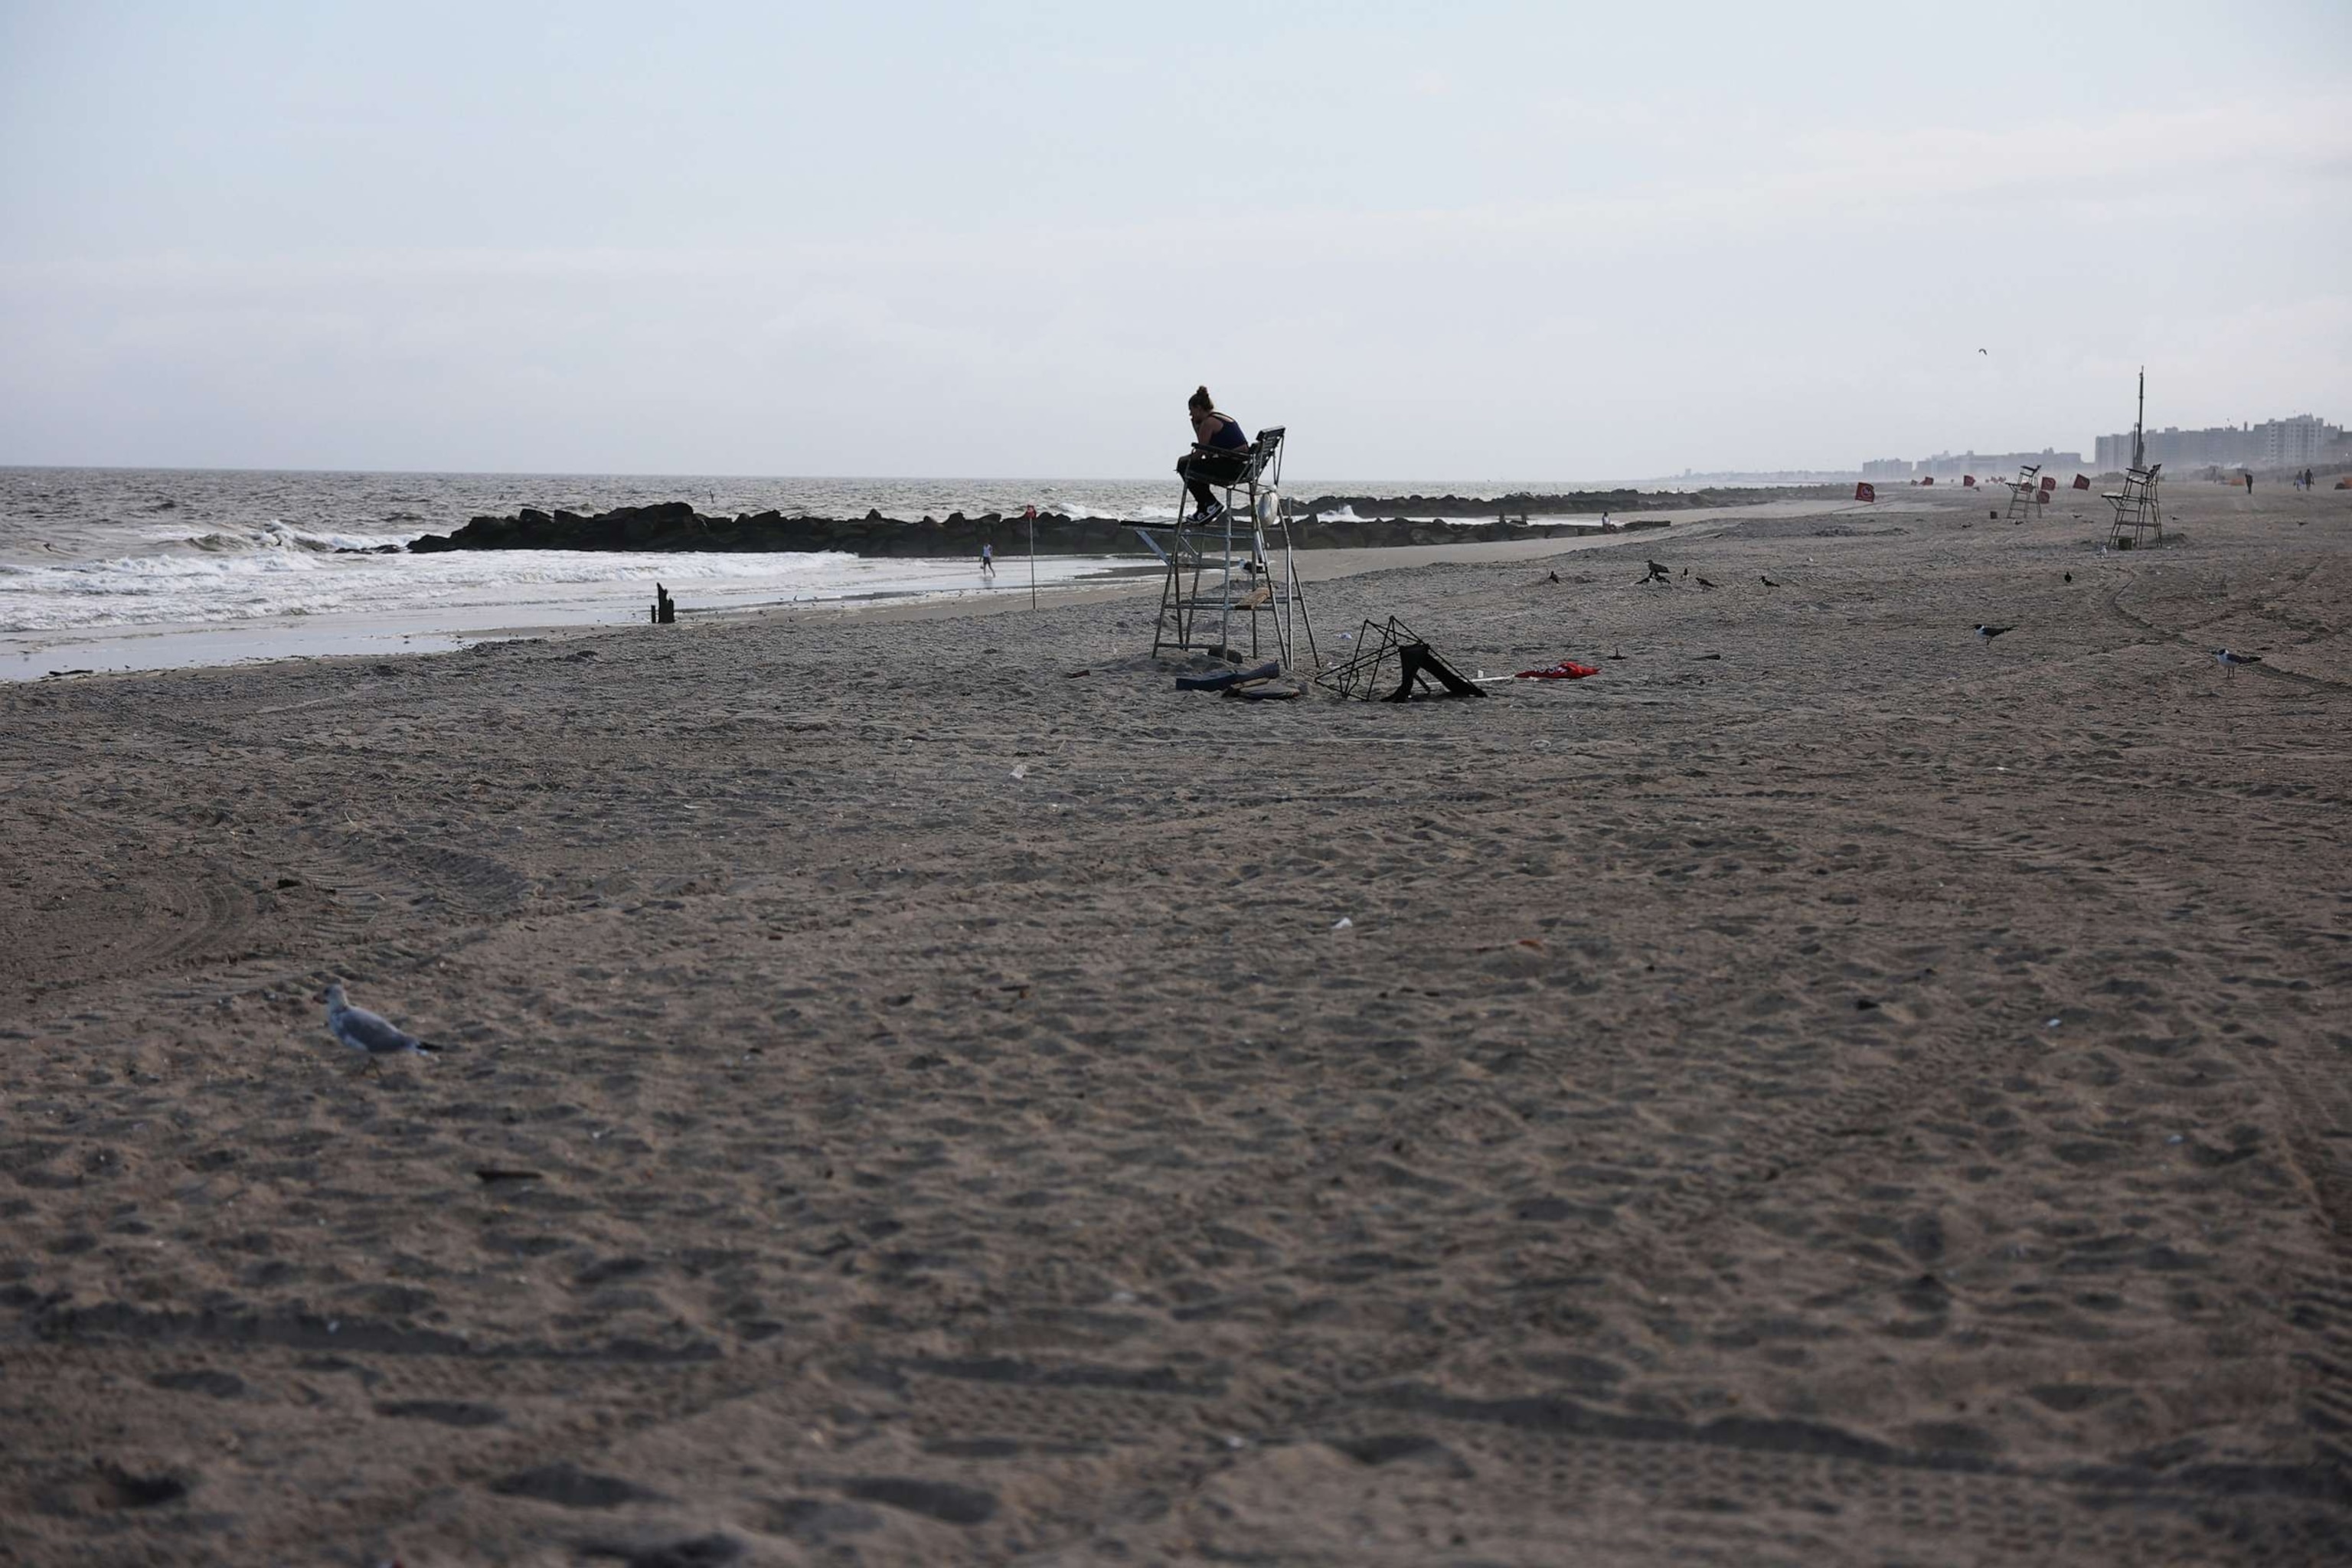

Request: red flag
left=2072, top=474, right=2090, bottom=490
left=2039, top=475, right=2056, bottom=492
left=1962, top=475, right=1976, bottom=488
left=1920, top=475, right=1935, bottom=486
left=1855, top=482, right=1876, bottom=502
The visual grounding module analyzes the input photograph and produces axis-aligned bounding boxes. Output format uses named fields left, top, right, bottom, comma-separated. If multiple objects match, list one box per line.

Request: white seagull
left=1973, top=624, right=2014, bottom=642
left=2212, top=648, right=2262, bottom=675
left=317, top=984, right=439, bottom=1073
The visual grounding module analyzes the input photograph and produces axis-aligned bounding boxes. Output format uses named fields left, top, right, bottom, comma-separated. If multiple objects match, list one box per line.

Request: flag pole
left=1027, top=505, right=1037, bottom=610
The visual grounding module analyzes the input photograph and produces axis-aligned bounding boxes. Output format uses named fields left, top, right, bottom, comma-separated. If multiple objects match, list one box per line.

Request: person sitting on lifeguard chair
left=1178, top=384, right=1250, bottom=525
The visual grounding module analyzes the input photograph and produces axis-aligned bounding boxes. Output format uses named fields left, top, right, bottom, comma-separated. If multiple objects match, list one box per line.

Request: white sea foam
left=0, top=540, right=893, bottom=632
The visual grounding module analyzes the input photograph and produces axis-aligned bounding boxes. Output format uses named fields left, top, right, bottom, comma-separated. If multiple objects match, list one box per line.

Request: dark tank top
left=1206, top=413, right=1249, bottom=451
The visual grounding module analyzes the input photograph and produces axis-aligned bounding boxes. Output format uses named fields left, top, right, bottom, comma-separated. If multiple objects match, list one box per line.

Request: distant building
left=1907, top=448, right=2082, bottom=480
left=1860, top=459, right=1913, bottom=479
left=2262, top=414, right=2334, bottom=467
left=2094, top=416, right=2339, bottom=472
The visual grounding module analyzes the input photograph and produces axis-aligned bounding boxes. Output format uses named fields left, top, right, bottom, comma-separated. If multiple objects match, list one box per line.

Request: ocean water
left=0, top=469, right=1191, bottom=678
left=0, top=466, right=1593, bottom=678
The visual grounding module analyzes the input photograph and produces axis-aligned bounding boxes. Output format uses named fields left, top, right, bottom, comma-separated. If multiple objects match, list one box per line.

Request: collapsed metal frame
left=1312, top=616, right=1487, bottom=702
left=1132, top=426, right=1317, bottom=669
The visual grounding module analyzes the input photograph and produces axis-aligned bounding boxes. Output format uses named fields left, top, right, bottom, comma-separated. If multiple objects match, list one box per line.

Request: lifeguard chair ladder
left=1132, top=426, right=1318, bottom=668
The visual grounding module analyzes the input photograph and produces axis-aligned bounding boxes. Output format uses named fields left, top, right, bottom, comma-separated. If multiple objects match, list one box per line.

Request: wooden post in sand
left=652, top=584, right=675, bottom=624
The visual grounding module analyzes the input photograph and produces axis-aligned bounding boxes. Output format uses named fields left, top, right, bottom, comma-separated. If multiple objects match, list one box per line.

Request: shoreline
left=4, top=501, right=1824, bottom=682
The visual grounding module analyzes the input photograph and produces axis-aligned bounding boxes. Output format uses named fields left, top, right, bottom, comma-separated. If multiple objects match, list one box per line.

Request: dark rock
left=149, top=1369, right=244, bottom=1399
left=491, top=1462, right=665, bottom=1508
left=374, top=1398, right=505, bottom=1426
left=839, top=1475, right=998, bottom=1525
left=406, top=485, right=1865, bottom=560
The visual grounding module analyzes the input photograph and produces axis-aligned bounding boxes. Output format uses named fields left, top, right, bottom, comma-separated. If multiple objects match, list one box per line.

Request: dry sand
left=3, top=479, right=2349, bottom=1565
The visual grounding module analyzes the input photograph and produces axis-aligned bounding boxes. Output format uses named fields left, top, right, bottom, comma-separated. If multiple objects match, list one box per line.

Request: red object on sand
left=1516, top=660, right=1600, bottom=681
left=1963, top=475, right=1976, bottom=487
left=2073, top=473, right=2091, bottom=490
left=1855, top=482, right=1876, bottom=502
left=1920, top=475, right=1935, bottom=485
left=2040, top=475, right=2056, bottom=492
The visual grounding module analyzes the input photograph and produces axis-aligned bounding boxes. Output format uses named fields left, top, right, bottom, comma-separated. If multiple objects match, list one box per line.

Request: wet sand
left=4, top=480, right=2350, bottom=1564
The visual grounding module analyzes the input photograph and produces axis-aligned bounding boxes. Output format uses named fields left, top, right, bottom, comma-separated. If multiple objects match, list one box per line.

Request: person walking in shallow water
left=1178, top=385, right=1250, bottom=525
left=980, top=540, right=995, bottom=577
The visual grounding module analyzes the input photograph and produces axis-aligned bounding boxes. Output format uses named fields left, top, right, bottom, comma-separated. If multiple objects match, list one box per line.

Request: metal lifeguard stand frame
left=2003, top=462, right=2045, bottom=521
left=1133, top=425, right=1317, bottom=668
left=2102, top=462, right=2164, bottom=548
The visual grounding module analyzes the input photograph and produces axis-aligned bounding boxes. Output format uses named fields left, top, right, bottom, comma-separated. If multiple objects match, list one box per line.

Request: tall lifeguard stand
left=2003, top=463, right=2045, bottom=521
left=2102, top=462, right=2163, bottom=548
left=1133, top=425, right=1318, bottom=668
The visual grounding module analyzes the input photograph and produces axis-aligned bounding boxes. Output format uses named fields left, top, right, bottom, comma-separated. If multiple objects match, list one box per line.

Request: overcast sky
left=3, top=1, right=2347, bottom=479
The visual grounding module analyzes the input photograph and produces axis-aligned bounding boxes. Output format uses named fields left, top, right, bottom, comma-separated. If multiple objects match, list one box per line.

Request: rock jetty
left=404, top=501, right=1614, bottom=558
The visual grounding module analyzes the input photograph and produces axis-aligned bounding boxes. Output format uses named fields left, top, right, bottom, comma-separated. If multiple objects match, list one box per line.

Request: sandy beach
left=4, top=479, right=2349, bottom=1564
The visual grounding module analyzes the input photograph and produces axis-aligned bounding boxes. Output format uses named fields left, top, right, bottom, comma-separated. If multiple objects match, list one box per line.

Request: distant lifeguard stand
left=1132, top=425, right=1318, bottom=668
left=2102, top=462, right=2164, bottom=548
left=2003, top=463, right=2046, bottom=521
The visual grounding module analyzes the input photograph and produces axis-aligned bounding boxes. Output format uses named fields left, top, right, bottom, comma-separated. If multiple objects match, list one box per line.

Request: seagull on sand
left=317, top=984, right=438, bottom=1073
left=1696, top=575, right=1719, bottom=590
left=1760, top=574, right=1782, bottom=587
left=1974, top=624, right=2014, bottom=642
left=2212, top=648, right=2262, bottom=675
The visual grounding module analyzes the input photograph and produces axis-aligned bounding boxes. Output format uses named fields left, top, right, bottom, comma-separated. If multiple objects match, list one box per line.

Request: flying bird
left=318, top=984, right=439, bottom=1074
left=1978, top=348, right=1988, bottom=355
left=1974, top=624, right=2014, bottom=641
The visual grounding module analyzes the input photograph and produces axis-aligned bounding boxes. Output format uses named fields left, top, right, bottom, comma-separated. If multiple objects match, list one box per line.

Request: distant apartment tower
left=2262, top=414, right=2333, bottom=467
left=1860, top=458, right=1913, bottom=479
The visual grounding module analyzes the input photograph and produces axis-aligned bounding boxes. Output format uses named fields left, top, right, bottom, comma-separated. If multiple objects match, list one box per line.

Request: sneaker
left=1189, top=502, right=1226, bottom=526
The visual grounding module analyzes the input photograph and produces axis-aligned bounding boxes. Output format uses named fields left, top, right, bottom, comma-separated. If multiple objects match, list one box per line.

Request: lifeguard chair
left=2102, top=462, right=2163, bottom=549
left=2003, top=463, right=2044, bottom=521
left=1132, top=426, right=1317, bottom=668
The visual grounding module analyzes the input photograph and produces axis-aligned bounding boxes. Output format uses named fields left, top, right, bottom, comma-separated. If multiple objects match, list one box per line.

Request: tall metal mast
left=2133, top=368, right=2145, bottom=469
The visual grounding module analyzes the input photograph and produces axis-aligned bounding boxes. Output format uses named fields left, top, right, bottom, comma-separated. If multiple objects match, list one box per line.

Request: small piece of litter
left=1011, top=765, right=1027, bottom=780
left=1331, top=917, right=1353, bottom=930
left=2166, top=1135, right=2185, bottom=1145
left=2045, top=1018, right=2061, bottom=1028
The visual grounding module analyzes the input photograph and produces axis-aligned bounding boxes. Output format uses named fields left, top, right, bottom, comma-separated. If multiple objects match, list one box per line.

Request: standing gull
left=2212, top=648, right=2262, bottom=675
left=317, top=984, right=439, bottom=1073
left=1974, top=624, right=2014, bottom=642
